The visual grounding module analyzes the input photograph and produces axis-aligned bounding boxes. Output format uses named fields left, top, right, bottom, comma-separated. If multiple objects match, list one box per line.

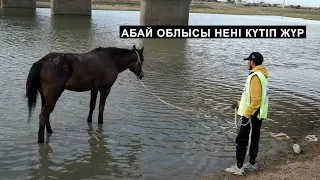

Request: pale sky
left=244, top=0, right=320, bottom=7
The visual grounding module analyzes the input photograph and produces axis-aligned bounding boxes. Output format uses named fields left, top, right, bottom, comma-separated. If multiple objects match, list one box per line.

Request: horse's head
left=129, top=45, right=144, bottom=80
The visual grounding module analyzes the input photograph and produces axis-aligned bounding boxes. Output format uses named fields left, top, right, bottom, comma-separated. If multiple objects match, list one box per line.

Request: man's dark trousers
left=235, top=110, right=263, bottom=168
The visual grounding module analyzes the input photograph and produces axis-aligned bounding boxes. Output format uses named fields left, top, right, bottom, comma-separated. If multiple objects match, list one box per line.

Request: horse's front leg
left=87, top=90, right=98, bottom=123
left=98, top=87, right=111, bottom=124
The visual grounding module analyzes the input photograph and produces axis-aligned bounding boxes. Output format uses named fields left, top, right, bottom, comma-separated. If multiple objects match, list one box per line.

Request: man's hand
left=231, top=101, right=238, bottom=109
left=240, top=116, right=249, bottom=121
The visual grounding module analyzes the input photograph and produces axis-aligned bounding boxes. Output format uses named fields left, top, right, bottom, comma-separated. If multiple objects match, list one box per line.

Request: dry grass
left=35, top=0, right=320, bottom=20
left=191, top=2, right=320, bottom=20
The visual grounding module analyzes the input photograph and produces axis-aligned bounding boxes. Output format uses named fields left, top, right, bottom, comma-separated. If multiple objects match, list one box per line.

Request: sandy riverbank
left=35, top=0, right=320, bottom=21
left=198, top=132, right=320, bottom=180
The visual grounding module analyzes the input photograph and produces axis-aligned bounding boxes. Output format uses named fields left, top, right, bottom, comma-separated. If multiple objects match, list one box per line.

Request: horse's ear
left=132, top=45, right=136, bottom=51
left=140, top=46, right=144, bottom=53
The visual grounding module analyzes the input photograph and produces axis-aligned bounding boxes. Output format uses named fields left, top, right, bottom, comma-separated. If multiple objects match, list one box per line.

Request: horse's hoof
left=47, top=130, right=53, bottom=134
left=98, top=120, right=103, bottom=124
left=38, top=139, right=45, bottom=143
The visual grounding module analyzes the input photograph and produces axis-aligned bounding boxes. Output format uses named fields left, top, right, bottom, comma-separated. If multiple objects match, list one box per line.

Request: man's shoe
left=225, top=164, right=245, bottom=176
left=243, top=162, right=258, bottom=171
left=225, top=164, right=238, bottom=173
left=233, top=167, right=245, bottom=176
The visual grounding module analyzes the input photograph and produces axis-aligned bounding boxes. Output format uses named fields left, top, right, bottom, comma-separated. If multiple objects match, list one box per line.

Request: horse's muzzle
left=138, top=71, right=144, bottom=80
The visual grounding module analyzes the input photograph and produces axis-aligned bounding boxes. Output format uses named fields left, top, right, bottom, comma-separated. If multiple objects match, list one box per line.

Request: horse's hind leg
left=46, top=121, right=53, bottom=134
left=38, top=85, right=64, bottom=143
left=41, top=93, right=53, bottom=134
left=98, top=87, right=111, bottom=124
left=87, top=90, right=98, bottom=123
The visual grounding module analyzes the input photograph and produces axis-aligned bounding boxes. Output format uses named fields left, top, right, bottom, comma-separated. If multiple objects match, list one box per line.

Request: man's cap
left=244, top=52, right=263, bottom=65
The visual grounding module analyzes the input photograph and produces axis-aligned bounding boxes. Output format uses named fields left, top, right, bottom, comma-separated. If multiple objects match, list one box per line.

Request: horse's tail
left=25, top=61, right=41, bottom=118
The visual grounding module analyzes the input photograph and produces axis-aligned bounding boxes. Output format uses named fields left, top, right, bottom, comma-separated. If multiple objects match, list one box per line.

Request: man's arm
left=243, top=75, right=262, bottom=118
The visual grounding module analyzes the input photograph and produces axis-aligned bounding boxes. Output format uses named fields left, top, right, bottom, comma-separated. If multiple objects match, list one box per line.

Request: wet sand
left=198, top=132, right=320, bottom=180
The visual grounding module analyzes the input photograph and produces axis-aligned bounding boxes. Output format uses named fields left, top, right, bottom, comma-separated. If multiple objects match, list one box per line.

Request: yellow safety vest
left=237, top=72, right=269, bottom=120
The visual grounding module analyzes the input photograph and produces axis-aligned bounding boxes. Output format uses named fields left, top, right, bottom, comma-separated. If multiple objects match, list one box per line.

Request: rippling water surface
left=0, top=8, right=319, bottom=180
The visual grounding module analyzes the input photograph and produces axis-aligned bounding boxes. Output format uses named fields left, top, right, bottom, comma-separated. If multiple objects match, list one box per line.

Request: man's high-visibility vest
left=237, top=71, right=269, bottom=120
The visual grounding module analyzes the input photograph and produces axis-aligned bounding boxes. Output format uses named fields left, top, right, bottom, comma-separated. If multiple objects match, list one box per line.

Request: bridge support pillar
left=51, top=0, right=91, bottom=15
left=0, top=0, right=36, bottom=8
left=140, top=0, right=192, bottom=25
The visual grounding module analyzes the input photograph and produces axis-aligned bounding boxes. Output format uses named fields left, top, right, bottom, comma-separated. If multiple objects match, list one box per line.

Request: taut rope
left=128, top=72, right=241, bottom=136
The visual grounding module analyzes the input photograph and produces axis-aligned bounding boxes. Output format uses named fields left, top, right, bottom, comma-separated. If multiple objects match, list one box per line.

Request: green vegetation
left=36, top=0, right=320, bottom=21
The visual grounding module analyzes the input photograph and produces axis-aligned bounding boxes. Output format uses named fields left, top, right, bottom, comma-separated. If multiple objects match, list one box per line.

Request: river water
left=0, top=8, right=319, bottom=180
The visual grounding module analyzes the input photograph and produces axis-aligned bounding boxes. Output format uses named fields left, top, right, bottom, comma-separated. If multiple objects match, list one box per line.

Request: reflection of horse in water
left=25, top=45, right=145, bottom=143
left=30, top=124, right=142, bottom=179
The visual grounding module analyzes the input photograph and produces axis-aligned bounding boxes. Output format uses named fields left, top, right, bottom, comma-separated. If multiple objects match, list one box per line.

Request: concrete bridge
left=0, top=0, right=192, bottom=25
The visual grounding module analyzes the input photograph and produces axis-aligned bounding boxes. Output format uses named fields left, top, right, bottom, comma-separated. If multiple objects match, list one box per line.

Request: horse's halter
left=134, top=50, right=143, bottom=79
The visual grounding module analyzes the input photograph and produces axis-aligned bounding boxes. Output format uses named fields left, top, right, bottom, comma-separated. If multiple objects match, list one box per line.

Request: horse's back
left=39, top=52, right=74, bottom=74
left=38, top=50, right=118, bottom=92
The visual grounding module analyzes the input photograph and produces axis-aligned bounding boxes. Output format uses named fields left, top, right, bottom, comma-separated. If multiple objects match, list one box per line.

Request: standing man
left=225, top=52, right=269, bottom=176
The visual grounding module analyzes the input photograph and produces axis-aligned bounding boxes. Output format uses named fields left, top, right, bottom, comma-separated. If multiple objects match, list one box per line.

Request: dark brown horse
left=25, top=45, right=145, bottom=143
